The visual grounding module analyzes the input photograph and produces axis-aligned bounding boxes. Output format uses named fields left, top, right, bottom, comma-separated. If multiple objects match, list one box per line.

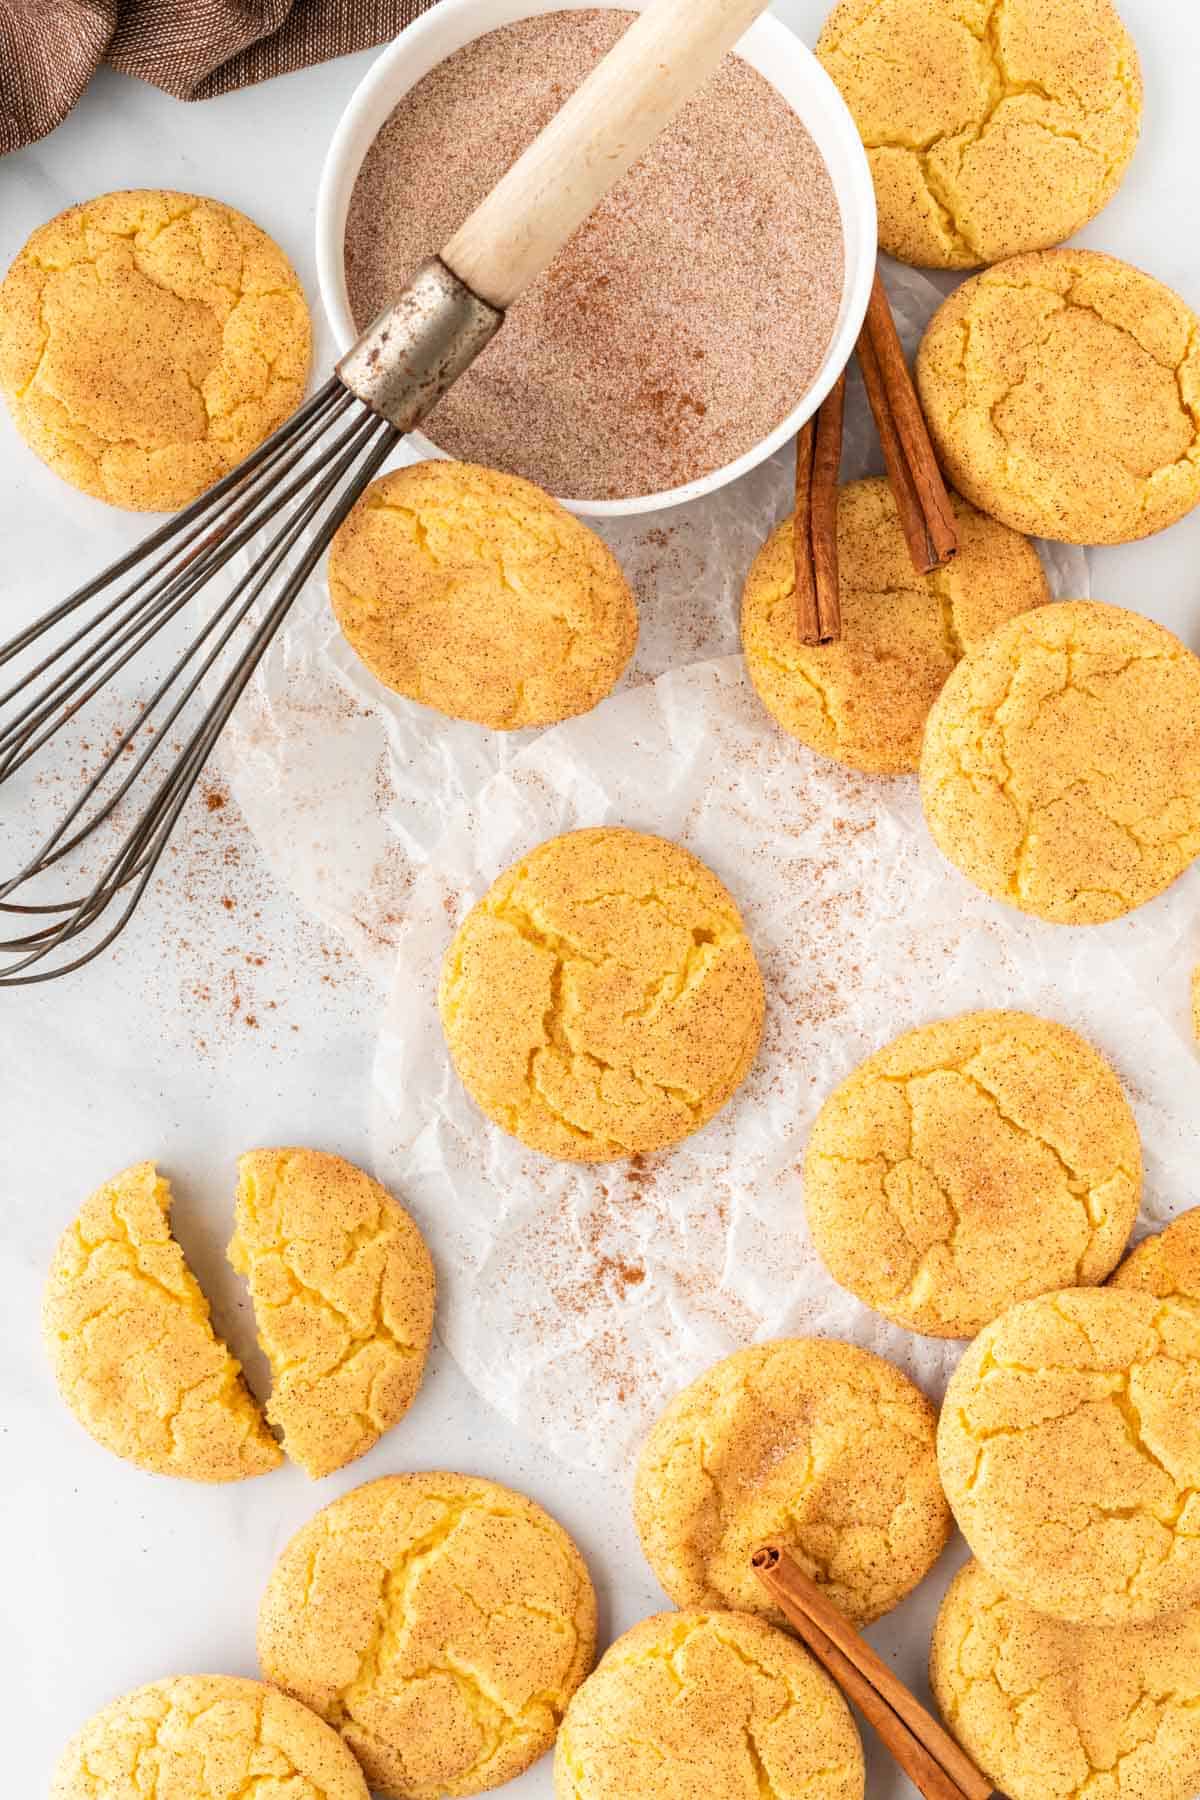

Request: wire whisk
left=0, top=381, right=399, bottom=984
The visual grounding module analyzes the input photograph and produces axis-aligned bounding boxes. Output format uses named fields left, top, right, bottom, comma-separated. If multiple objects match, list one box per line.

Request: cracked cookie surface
left=329, top=461, right=637, bottom=730
left=0, top=189, right=311, bottom=511
left=741, top=477, right=1048, bottom=773
left=438, top=827, right=765, bottom=1162
left=633, top=1339, right=950, bottom=1627
left=229, top=1148, right=435, bottom=1480
left=916, top=250, right=1200, bottom=543
left=931, top=1561, right=1200, bottom=1800
left=817, top=0, right=1142, bottom=270
left=52, top=1675, right=368, bottom=1800
left=938, top=1286, right=1200, bottom=1623
left=1112, top=1207, right=1200, bottom=1304
left=43, top=1160, right=280, bottom=1482
left=554, top=1608, right=864, bottom=1800
left=805, top=1010, right=1141, bottom=1337
left=920, top=601, right=1200, bottom=923
left=258, top=1472, right=596, bottom=1799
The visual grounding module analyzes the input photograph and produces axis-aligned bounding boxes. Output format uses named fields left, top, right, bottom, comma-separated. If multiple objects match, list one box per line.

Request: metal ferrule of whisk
left=337, top=258, right=502, bottom=431
left=0, top=260, right=503, bottom=985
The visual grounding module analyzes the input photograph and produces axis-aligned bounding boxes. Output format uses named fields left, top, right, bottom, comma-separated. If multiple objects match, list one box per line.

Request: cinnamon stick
left=857, top=269, right=958, bottom=575
left=752, top=1547, right=996, bottom=1800
left=793, top=370, right=845, bottom=646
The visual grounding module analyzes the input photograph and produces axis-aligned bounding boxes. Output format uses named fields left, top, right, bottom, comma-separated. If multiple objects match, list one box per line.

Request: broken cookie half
left=43, top=1151, right=435, bottom=1483
left=230, top=1148, right=436, bottom=1480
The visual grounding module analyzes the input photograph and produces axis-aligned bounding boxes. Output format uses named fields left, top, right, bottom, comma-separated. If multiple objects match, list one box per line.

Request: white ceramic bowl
left=316, top=0, right=877, bottom=518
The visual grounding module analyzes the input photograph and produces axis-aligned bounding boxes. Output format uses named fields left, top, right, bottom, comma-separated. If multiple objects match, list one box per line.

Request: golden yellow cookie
left=741, top=478, right=1049, bottom=772
left=438, top=827, right=765, bottom=1162
left=0, top=190, right=310, bottom=512
left=817, top=0, right=1142, bottom=270
left=1112, top=1208, right=1200, bottom=1302
left=228, top=1148, right=435, bottom=1480
left=328, top=461, right=637, bottom=730
left=917, top=251, right=1200, bottom=543
left=633, top=1339, right=950, bottom=1626
left=921, top=601, right=1200, bottom=924
left=51, top=1675, right=369, bottom=1800
left=43, top=1160, right=280, bottom=1482
left=938, top=1286, right=1200, bottom=1623
left=931, top=1561, right=1200, bottom=1800
left=258, top=1472, right=597, bottom=1799
left=554, top=1609, right=864, bottom=1800
left=805, top=1011, right=1142, bottom=1338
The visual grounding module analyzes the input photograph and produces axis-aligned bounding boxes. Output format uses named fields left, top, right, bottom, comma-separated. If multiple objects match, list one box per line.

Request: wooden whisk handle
left=440, top=0, right=773, bottom=310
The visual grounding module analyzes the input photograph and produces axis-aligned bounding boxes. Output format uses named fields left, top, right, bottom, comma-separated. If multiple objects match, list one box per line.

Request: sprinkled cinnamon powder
left=344, top=8, right=844, bottom=500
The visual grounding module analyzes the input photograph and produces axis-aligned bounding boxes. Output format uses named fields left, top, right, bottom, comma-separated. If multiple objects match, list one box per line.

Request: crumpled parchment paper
left=214, top=264, right=1088, bottom=980
left=369, top=655, right=1200, bottom=1473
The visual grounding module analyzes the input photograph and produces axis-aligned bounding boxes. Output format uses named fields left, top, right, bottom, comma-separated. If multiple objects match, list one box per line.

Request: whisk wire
left=0, top=379, right=349, bottom=679
left=0, top=381, right=356, bottom=773
left=0, top=398, right=387, bottom=869
left=0, top=385, right=360, bottom=887
left=0, top=378, right=399, bottom=984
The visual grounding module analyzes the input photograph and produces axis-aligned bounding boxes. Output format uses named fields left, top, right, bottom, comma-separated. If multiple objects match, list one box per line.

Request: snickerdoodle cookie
left=438, top=827, right=765, bottom=1161
left=633, top=1339, right=950, bottom=1627
left=258, top=1473, right=596, bottom=1799
left=0, top=190, right=310, bottom=511
left=328, top=461, right=637, bottom=730
left=554, top=1610, right=864, bottom=1800
left=51, top=1676, right=369, bottom=1800
left=921, top=601, right=1200, bottom=923
left=805, top=1011, right=1141, bottom=1337
left=741, top=477, right=1048, bottom=772
left=931, top=1561, right=1200, bottom=1800
left=229, top=1149, right=435, bottom=1480
left=1112, top=1207, right=1200, bottom=1302
left=917, top=250, right=1200, bottom=543
left=43, top=1161, right=280, bottom=1482
left=817, top=0, right=1142, bottom=270
left=938, top=1286, right=1200, bottom=1623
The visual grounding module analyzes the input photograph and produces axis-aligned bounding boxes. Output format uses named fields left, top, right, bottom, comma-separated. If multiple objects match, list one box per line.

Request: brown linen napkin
left=1, top=0, right=438, bottom=155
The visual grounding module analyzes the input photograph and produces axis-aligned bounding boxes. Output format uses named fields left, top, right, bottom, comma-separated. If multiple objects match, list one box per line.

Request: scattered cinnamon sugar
left=21, top=694, right=371, bottom=1054
left=345, top=9, right=843, bottom=500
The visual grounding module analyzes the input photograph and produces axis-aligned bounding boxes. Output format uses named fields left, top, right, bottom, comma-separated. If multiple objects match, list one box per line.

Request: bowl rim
left=316, top=0, right=878, bottom=518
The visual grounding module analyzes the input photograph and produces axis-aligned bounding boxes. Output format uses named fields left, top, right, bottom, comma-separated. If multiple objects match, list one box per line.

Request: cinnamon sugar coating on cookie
left=931, top=1562, right=1200, bottom=1800
left=938, top=1287, right=1200, bottom=1623
left=554, top=1609, right=864, bottom=1800
left=818, top=0, right=1142, bottom=270
left=741, top=478, right=1048, bottom=773
left=1112, top=1207, right=1200, bottom=1303
left=805, top=1010, right=1141, bottom=1336
left=0, top=189, right=310, bottom=511
left=229, top=1149, right=435, bottom=1479
left=329, top=462, right=637, bottom=730
left=916, top=251, right=1200, bottom=543
left=921, top=602, right=1200, bottom=923
left=43, top=1160, right=280, bottom=1482
left=259, top=1473, right=596, bottom=1799
left=634, top=1339, right=950, bottom=1626
left=438, top=828, right=764, bottom=1161
left=51, top=1676, right=369, bottom=1800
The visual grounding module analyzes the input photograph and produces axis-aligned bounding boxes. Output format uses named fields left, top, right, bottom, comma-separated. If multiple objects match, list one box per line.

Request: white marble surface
left=2, top=3, right=1199, bottom=1795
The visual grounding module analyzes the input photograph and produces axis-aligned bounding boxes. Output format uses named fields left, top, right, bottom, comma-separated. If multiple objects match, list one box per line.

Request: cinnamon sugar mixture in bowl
left=344, top=8, right=845, bottom=504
